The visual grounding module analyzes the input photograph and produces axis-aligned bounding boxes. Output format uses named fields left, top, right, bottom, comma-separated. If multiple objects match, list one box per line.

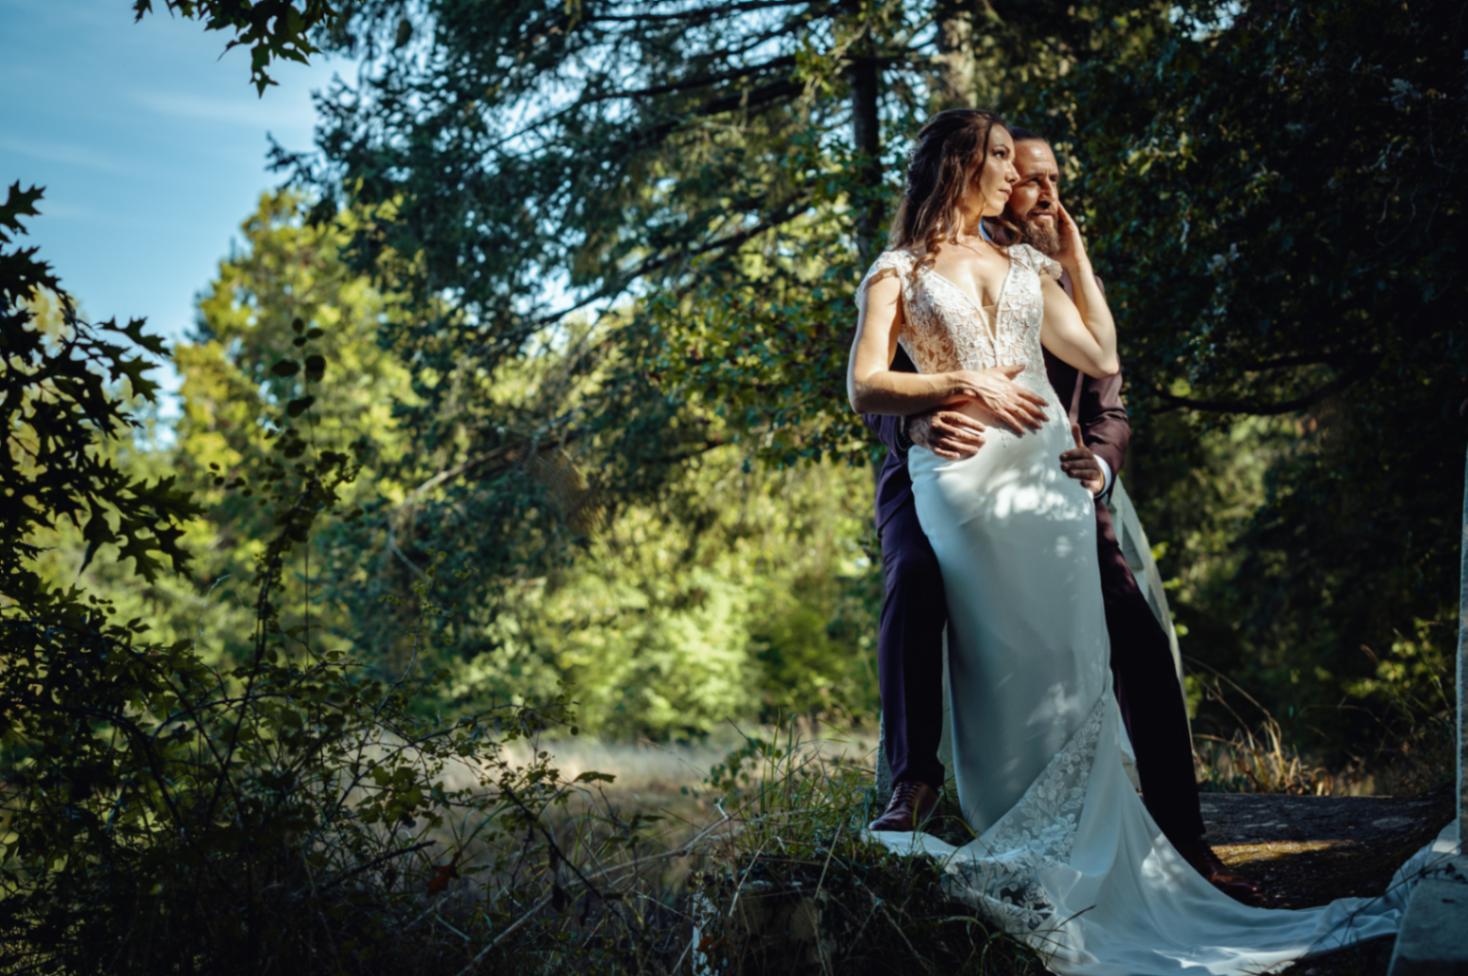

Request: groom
left=863, top=128, right=1257, bottom=900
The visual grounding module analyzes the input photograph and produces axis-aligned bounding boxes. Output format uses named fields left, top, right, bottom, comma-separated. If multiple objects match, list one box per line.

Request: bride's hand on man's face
left=945, top=364, right=1048, bottom=436
left=1054, top=201, right=1089, bottom=268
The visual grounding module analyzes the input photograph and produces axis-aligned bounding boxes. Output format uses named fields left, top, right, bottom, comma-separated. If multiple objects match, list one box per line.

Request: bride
left=846, top=108, right=1455, bottom=975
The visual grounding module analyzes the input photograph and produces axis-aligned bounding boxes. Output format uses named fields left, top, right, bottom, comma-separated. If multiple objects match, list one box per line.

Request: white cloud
left=31, top=200, right=106, bottom=222
left=129, top=88, right=321, bottom=141
left=0, top=137, right=126, bottom=174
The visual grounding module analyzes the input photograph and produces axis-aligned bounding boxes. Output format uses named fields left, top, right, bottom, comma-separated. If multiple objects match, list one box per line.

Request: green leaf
left=573, top=770, right=616, bottom=784
left=79, top=505, right=116, bottom=576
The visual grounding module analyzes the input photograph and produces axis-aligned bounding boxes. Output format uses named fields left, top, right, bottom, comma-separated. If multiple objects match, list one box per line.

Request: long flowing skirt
left=870, top=409, right=1456, bottom=975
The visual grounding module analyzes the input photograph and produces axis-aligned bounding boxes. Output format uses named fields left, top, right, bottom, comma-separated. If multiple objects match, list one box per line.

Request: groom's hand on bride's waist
left=941, top=364, right=1049, bottom=436
left=1059, top=420, right=1111, bottom=496
left=908, top=408, right=988, bottom=459
left=909, top=366, right=1048, bottom=459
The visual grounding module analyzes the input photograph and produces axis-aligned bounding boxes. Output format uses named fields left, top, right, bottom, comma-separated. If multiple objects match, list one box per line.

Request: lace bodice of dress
left=856, top=243, right=1062, bottom=390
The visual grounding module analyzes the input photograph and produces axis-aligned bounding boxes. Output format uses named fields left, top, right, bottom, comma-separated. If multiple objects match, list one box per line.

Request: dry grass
left=1187, top=668, right=1454, bottom=797
left=394, top=722, right=1041, bottom=976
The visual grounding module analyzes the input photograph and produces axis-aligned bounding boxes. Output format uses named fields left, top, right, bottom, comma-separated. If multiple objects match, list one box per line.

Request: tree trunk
left=847, top=4, right=884, bottom=262
left=933, top=1, right=978, bottom=105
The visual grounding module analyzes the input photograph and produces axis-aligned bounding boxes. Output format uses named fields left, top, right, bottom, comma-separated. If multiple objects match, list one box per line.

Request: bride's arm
left=847, top=270, right=976, bottom=416
left=1038, top=203, right=1120, bottom=378
left=1039, top=276, right=1119, bottom=378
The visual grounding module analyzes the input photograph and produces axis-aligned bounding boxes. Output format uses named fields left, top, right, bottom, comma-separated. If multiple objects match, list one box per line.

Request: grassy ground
left=469, top=730, right=1454, bottom=975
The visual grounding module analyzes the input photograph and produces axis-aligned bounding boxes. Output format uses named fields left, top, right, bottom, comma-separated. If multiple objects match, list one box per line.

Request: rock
left=1388, top=856, right=1468, bottom=975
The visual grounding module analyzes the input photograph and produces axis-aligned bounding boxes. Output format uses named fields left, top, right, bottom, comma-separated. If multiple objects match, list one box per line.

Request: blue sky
left=0, top=0, right=350, bottom=398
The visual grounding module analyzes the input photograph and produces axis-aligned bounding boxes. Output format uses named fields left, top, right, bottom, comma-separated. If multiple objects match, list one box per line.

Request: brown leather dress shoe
left=1174, top=837, right=1263, bottom=904
left=869, top=780, right=939, bottom=832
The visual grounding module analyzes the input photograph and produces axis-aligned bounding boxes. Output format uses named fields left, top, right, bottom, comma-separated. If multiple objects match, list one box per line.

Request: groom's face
left=1006, top=140, right=1063, bottom=256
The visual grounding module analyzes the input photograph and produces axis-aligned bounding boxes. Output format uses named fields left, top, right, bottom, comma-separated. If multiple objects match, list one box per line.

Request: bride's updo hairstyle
left=890, top=108, right=1008, bottom=259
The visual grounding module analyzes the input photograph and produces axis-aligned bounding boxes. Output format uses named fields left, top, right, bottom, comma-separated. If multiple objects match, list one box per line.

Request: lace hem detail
left=942, top=695, right=1107, bottom=934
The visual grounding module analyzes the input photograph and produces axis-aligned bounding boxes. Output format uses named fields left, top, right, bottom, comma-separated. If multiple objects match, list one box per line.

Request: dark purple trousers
left=875, top=494, right=949, bottom=792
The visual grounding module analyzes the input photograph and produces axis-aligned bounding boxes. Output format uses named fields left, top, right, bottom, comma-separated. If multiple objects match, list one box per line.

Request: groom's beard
left=1020, top=214, right=1061, bottom=256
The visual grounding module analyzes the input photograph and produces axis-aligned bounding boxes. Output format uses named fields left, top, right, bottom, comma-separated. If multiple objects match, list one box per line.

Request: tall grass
left=1188, top=667, right=1455, bottom=797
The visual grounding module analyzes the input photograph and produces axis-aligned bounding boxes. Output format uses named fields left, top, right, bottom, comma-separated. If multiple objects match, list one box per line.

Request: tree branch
left=528, top=193, right=810, bottom=328
left=1145, top=363, right=1371, bottom=415
left=580, top=0, right=816, bottom=26
left=579, top=55, right=798, bottom=103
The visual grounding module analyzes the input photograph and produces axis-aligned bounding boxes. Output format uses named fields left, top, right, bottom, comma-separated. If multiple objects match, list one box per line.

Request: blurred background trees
left=17, top=0, right=1468, bottom=756
left=258, top=0, right=1467, bottom=764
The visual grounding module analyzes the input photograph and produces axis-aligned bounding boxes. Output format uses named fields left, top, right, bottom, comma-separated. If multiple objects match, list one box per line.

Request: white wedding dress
left=857, top=244, right=1457, bottom=975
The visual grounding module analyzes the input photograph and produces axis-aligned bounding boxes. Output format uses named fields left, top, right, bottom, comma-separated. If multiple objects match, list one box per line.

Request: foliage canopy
left=272, top=0, right=1468, bottom=754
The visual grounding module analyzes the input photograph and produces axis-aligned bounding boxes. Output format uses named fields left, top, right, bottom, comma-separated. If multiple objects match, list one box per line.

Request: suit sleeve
left=864, top=411, right=909, bottom=457
left=1075, top=273, right=1128, bottom=475
left=1079, top=366, right=1129, bottom=476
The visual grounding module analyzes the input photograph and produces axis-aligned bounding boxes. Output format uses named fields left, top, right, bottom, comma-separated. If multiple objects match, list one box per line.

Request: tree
left=131, top=0, right=337, bottom=93
left=267, top=0, right=958, bottom=665
left=0, top=184, right=603, bottom=974
left=284, top=0, right=950, bottom=451
left=171, top=191, right=421, bottom=665
left=456, top=451, right=882, bottom=736
left=288, top=0, right=1467, bottom=762
left=0, top=13, right=632, bottom=974
left=0, top=182, right=198, bottom=597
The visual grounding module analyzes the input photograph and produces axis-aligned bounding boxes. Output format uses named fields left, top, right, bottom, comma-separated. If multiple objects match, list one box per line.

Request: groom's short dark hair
left=1007, top=126, right=1046, bottom=144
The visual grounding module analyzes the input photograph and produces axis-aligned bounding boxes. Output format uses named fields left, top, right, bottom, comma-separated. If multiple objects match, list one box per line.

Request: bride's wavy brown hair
left=890, top=108, right=1010, bottom=260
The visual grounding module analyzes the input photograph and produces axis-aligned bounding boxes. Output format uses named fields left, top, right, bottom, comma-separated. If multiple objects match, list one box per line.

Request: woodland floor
left=1203, top=790, right=1455, bottom=975
left=499, top=738, right=1456, bottom=975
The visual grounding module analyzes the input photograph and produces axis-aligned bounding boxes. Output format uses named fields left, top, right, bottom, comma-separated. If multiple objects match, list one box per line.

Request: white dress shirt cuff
left=1095, top=455, right=1114, bottom=499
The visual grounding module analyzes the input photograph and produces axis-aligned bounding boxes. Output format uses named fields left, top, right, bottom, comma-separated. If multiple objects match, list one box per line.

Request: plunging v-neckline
left=919, top=256, right=1016, bottom=344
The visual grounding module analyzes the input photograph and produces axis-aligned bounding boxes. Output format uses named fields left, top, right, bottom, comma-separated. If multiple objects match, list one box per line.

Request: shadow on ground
left=1202, top=789, right=1455, bottom=974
